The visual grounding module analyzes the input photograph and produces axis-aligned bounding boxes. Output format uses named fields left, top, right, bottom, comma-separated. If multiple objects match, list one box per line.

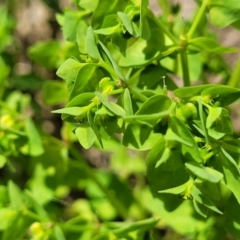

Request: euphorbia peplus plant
left=54, top=0, right=240, bottom=237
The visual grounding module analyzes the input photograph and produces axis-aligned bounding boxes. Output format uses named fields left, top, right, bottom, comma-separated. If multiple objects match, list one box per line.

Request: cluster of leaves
left=52, top=0, right=240, bottom=238
left=0, top=2, right=160, bottom=240
left=2, top=0, right=240, bottom=239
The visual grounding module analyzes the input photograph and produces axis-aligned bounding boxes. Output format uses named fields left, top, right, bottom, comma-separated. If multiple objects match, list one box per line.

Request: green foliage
left=2, top=0, right=240, bottom=239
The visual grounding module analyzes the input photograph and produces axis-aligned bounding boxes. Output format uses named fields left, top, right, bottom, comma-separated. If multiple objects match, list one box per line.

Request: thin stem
left=0, top=126, right=27, bottom=136
left=69, top=147, right=129, bottom=220
left=108, top=88, right=125, bottom=95
left=61, top=224, right=95, bottom=233
left=149, top=13, right=178, bottom=45
left=180, top=49, right=190, bottom=87
left=112, top=217, right=159, bottom=235
left=228, top=55, right=240, bottom=87
left=187, top=0, right=209, bottom=40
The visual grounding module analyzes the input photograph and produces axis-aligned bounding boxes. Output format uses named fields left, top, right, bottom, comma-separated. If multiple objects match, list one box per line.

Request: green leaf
left=195, top=179, right=221, bottom=201
left=79, top=0, right=98, bottom=11
left=168, top=116, right=202, bottom=162
left=209, top=5, right=240, bottom=28
left=225, top=194, right=240, bottom=238
left=155, top=147, right=171, bottom=168
left=119, top=26, right=165, bottom=67
left=69, top=63, right=97, bottom=100
left=146, top=135, right=165, bottom=166
left=189, top=37, right=236, bottom=53
left=191, top=187, right=223, bottom=214
left=24, top=117, right=44, bottom=157
left=200, top=85, right=240, bottom=107
left=123, top=125, right=161, bottom=150
left=99, top=41, right=126, bottom=80
left=86, top=26, right=101, bottom=60
left=135, top=95, right=172, bottom=126
left=136, top=95, right=172, bottom=115
left=158, top=183, right=186, bottom=195
left=52, top=107, right=86, bottom=116
left=0, top=155, right=7, bottom=168
left=0, top=208, right=18, bottom=231
left=219, top=151, right=240, bottom=203
left=95, top=92, right=125, bottom=117
left=94, top=27, right=117, bottom=35
left=56, top=58, right=85, bottom=92
left=212, top=108, right=233, bottom=134
left=8, top=181, right=25, bottom=211
left=88, top=111, right=103, bottom=148
left=165, top=128, right=192, bottom=147
left=122, top=88, right=133, bottom=115
left=140, top=0, right=150, bottom=40
left=201, top=85, right=240, bottom=99
left=97, top=117, right=119, bottom=140
left=117, top=11, right=139, bottom=37
left=63, top=9, right=88, bottom=41
left=221, top=148, right=240, bottom=175
left=52, top=107, right=87, bottom=122
left=42, top=80, right=68, bottom=106
left=206, top=107, right=222, bottom=128
left=77, top=32, right=87, bottom=54
left=173, top=84, right=215, bottom=99
left=193, top=199, right=209, bottom=218
left=2, top=211, right=32, bottom=240
left=28, top=40, right=63, bottom=69
left=24, top=190, right=50, bottom=220
left=67, top=92, right=95, bottom=107
left=94, top=14, right=118, bottom=35
left=92, top=0, right=126, bottom=29
left=185, top=162, right=223, bottom=183
left=53, top=225, right=67, bottom=240
left=75, top=124, right=97, bottom=149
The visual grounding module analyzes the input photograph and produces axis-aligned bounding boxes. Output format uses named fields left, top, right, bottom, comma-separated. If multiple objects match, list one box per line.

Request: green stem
left=69, top=147, right=129, bottom=220
left=228, top=55, right=240, bottom=87
left=149, top=12, right=178, bottom=45
left=61, top=225, right=95, bottom=233
left=180, top=49, right=190, bottom=87
left=198, top=97, right=210, bottom=145
left=187, top=0, right=209, bottom=40
left=108, top=88, right=125, bottom=95
left=203, top=151, right=214, bottom=164
left=127, top=85, right=148, bottom=102
left=98, top=60, right=118, bottom=79
left=0, top=126, right=26, bottom=136
left=112, top=217, right=159, bottom=236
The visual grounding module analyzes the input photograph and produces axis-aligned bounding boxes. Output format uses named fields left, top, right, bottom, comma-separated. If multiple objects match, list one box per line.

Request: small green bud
left=99, top=77, right=115, bottom=93
left=29, top=222, right=44, bottom=237
left=176, top=102, right=197, bottom=121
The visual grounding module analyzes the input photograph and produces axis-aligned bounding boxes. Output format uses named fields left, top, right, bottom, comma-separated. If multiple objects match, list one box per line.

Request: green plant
left=52, top=0, right=240, bottom=238
left=2, top=0, right=240, bottom=239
